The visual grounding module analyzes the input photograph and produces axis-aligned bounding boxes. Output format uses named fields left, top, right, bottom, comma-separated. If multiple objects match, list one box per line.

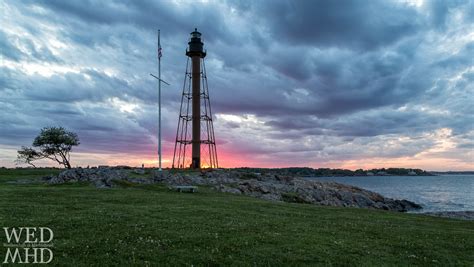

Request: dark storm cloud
left=264, top=47, right=314, bottom=81
left=1, top=0, right=473, bottom=168
left=230, top=0, right=422, bottom=49
left=33, top=0, right=239, bottom=45
left=211, top=40, right=427, bottom=118
left=265, top=108, right=445, bottom=138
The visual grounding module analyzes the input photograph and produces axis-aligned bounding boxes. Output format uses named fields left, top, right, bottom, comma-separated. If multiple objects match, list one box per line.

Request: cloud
left=0, top=31, right=23, bottom=61
left=230, top=0, right=423, bottom=49
left=0, top=0, right=473, bottom=170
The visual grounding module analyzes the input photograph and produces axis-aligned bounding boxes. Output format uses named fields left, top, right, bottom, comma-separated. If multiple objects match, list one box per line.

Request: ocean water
left=308, top=175, right=474, bottom=212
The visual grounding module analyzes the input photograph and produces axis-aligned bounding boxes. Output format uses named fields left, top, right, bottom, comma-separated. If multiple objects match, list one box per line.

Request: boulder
left=44, top=168, right=131, bottom=188
left=133, top=169, right=146, bottom=175
left=216, top=184, right=242, bottom=195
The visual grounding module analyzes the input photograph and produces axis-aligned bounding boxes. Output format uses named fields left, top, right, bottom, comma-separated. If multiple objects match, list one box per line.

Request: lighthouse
left=173, top=29, right=218, bottom=169
left=187, top=29, right=206, bottom=169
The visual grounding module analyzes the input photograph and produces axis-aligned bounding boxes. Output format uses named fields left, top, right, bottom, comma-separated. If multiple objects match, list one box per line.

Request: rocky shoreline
left=42, top=168, right=423, bottom=212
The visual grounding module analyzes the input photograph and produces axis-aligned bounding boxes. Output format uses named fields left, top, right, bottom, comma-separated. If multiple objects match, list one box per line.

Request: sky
left=0, top=0, right=473, bottom=170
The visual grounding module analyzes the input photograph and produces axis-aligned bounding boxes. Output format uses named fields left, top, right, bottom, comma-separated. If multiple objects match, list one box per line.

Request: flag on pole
left=158, top=32, right=162, bottom=59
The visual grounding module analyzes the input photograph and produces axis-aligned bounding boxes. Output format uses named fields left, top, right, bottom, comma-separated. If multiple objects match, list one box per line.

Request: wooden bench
left=173, top=185, right=198, bottom=193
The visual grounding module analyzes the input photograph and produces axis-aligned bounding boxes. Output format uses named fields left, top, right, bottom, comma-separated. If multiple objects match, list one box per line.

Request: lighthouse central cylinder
left=191, top=55, right=201, bottom=169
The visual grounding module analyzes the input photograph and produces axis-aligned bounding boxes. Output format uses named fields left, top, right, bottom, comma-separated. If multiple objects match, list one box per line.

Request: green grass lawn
left=0, top=168, right=473, bottom=266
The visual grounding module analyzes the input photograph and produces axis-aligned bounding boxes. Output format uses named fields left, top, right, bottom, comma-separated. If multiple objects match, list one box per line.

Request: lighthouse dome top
left=191, top=28, right=201, bottom=38
left=187, top=28, right=206, bottom=58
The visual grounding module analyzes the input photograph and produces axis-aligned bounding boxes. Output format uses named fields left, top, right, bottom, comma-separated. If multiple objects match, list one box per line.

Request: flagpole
left=158, top=29, right=162, bottom=171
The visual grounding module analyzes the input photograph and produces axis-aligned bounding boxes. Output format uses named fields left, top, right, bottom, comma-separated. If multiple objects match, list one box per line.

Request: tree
left=16, top=127, right=80, bottom=169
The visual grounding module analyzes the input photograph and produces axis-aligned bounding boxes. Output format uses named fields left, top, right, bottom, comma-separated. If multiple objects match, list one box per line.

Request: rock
left=373, top=202, right=389, bottom=210
left=212, top=176, right=422, bottom=212
left=352, top=193, right=375, bottom=208
left=162, top=174, right=207, bottom=185
left=398, top=199, right=423, bottom=211
left=216, top=184, right=242, bottom=195
left=152, top=170, right=169, bottom=182
left=336, top=191, right=353, bottom=203
left=44, top=168, right=130, bottom=188
left=274, top=175, right=294, bottom=183
left=133, top=169, right=146, bottom=175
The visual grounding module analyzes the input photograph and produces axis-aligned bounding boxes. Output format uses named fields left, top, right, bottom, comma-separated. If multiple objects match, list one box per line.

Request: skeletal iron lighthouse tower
left=173, top=29, right=218, bottom=169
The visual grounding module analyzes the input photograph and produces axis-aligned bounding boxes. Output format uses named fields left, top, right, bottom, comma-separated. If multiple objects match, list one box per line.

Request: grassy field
left=0, top=168, right=473, bottom=266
